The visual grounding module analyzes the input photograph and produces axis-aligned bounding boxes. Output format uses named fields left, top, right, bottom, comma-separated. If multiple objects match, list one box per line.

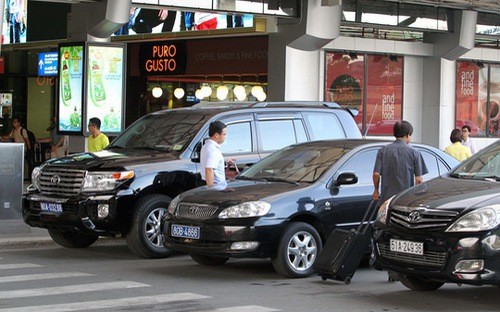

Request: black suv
left=22, top=101, right=361, bottom=258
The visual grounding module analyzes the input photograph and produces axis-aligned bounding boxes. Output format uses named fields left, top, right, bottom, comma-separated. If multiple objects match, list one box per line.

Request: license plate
left=171, top=224, right=200, bottom=239
left=390, top=238, right=423, bottom=255
left=40, top=202, right=63, bottom=213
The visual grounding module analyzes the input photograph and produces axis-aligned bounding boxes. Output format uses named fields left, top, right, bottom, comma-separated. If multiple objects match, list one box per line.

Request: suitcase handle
left=355, top=200, right=378, bottom=234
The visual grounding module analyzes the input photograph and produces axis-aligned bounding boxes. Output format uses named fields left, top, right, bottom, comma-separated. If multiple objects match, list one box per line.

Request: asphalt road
left=1, top=241, right=499, bottom=312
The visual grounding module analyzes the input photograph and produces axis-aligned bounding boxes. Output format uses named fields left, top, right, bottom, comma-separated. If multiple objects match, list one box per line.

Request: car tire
left=126, top=194, right=174, bottom=259
left=48, top=229, right=99, bottom=248
left=399, top=274, right=444, bottom=291
left=190, top=254, right=229, bottom=266
left=272, top=222, right=322, bottom=278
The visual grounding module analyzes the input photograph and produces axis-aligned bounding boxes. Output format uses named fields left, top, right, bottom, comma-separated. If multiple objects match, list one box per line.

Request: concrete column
left=68, top=0, right=131, bottom=42
left=420, top=57, right=456, bottom=148
left=268, top=0, right=341, bottom=101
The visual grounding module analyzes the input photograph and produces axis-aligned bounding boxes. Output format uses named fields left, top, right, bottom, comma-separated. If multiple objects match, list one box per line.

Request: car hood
left=179, top=180, right=305, bottom=208
left=393, top=176, right=500, bottom=211
left=43, top=148, right=180, bottom=170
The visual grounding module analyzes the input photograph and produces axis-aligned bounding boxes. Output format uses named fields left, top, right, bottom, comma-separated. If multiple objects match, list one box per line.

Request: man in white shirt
left=461, top=125, right=476, bottom=154
left=200, top=121, right=227, bottom=190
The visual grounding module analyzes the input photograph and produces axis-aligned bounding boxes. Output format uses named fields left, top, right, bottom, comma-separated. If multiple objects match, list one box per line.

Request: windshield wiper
left=133, top=146, right=165, bottom=152
left=476, top=175, right=500, bottom=181
left=258, top=176, right=299, bottom=186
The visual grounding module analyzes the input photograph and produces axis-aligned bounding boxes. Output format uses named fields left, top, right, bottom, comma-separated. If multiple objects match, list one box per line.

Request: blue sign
left=38, top=52, right=58, bottom=76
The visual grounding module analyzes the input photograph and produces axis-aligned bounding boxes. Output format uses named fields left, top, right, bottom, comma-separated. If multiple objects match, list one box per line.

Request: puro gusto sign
left=140, top=41, right=187, bottom=76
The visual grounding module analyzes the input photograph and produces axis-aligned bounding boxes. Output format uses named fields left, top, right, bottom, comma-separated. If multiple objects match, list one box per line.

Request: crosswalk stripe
left=0, top=264, right=43, bottom=270
left=0, top=293, right=210, bottom=312
left=0, top=281, right=149, bottom=299
left=208, top=306, right=280, bottom=312
left=0, top=272, right=94, bottom=283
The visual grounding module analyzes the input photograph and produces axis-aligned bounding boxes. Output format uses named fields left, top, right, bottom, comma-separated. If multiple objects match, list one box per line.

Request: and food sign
left=58, top=44, right=84, bottom=134
left=139, top=41, right=187, bottom=76
left=85, top=44, right=126, bottom=134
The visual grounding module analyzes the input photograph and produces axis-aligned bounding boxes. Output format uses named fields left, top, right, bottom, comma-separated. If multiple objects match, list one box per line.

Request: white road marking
left=208, top=306, right=280, bottom=312
left=0, top=293, right=210, bottom=312
left=0, top=263, right=43, bottom=270
left=0, top=281, right=149, bottom=299
left=0, top=272, right=94, bottom=283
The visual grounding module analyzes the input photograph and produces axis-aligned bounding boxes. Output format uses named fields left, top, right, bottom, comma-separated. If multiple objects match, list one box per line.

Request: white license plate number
left=171, top=224, right=200, bottom=239
left=390, top=239, right=423, bottom=255
left=40, top=202, right=63, bottom=213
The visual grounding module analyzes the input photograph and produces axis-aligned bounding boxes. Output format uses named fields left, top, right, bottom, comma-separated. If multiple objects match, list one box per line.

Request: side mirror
left=334, top=172, right=358, bottom=187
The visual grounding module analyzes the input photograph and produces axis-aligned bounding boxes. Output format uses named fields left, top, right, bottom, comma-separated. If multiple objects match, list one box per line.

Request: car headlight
left=168, top=195, right=181, bottom=214
left=82, top=171, right=134, bottom=192
left=31, top=166, right=42, bottom=191
left=219, top=201, right=271, bottom=219
left=376, top=196, right=393, bottom=225
left=446, top=205, right=500, bottom=232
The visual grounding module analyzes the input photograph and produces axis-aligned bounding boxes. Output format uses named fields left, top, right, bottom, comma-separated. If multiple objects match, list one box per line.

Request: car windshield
left=449, top=142, right=500, bottom=181
left=108, top=110, right=211, bottom=152
left=239, top=143, right=350, bottom=183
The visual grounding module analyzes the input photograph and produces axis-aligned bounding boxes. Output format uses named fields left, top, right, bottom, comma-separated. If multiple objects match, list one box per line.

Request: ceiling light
left=174, top=87, right=185, bottom=99
left=152, top=86, right=163, bottom=98
left=234, top=85, right=246, bottom=101
left=195, top=89, right=205, bottom=100
left=251, top=85, right=264, bottom=98
left=217, top=85, right=229, bottom=100
left=201, top=85, right=212, bottom=98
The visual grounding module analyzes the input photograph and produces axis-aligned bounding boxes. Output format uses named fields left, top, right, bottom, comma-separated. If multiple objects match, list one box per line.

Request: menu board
left=58, top=44, right=84, bottom=134
left=85, top=44, right=125, bottom=134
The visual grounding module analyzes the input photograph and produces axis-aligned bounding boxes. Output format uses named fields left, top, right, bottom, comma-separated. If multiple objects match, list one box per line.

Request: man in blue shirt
left=373, top=120, right=428, bottom=204
left=200, top=121, right=228, bottom=190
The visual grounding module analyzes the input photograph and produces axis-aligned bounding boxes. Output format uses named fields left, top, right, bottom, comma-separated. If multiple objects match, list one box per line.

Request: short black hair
left=208, top=121, right=226, bottom=137
left=89, top=117, right=101, bottom=129
left=450, top=128, right=462, bottom=143
left=461, top=125, right=471, bottom=133
left=393, top=120, right=413, bottom=138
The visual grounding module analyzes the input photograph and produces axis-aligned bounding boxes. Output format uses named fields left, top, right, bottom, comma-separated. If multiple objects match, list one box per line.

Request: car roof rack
left=250, top=101, right=340, bottom=108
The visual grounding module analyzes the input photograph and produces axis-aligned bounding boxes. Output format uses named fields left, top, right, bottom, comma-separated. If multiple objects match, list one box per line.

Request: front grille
left=377, top=243, right=446, bottom=268
left=176, top=203, right=219, bottom=220
left=40, top=167, right=86, bottom=197
left=390, top=205, right=459, bottom=230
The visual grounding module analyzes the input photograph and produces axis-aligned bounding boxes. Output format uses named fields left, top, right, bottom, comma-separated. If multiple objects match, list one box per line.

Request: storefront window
left=324, top=52, right=403, bottom=135
left=456, top=61, right=500, bottom=137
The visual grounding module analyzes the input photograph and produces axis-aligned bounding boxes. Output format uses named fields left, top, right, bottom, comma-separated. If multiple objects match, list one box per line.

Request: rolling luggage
left=313, top=200, right=377, bottom=284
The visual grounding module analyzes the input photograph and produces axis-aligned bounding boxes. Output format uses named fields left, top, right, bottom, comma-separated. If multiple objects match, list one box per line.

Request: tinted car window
left=241, top=144, right=349, bottom=183
left=338, top=149, right=378, bottom=185
left=420, top=150, right=440, bottom=179
left=258, top=119, right=304, bottom=151
left=304, top=112, right=345, bottom=140
left=451, top=143, right=500, bottom=179
left=109, top=111, right=209, bottom=152
left=221, top=122, right=252, bottom=154
left=294, top=119, right=308, bottom=143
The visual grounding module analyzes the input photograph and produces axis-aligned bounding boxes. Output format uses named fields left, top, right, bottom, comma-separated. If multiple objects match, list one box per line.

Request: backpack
left=21, top=127, right=36, bottom=151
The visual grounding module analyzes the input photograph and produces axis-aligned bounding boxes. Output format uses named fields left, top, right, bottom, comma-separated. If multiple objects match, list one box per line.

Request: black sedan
left=373, top=140, right=500, bottom=290
left=162, top=139, right=459, bottom=278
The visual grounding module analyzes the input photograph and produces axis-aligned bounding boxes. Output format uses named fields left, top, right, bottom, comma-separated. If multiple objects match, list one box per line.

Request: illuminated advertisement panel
left=58, top=43, right=84, bottom=134
left=324, top=52, right=403, bottom=136
left=456, top=61, right=500, bottom=137
left=85, top=44, right=126, bottom=134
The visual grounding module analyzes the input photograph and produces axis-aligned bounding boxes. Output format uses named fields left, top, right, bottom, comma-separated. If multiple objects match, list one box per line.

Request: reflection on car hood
left=45, top=148, right=179, bottom=170
left=393, top=176, right=500, bottom=210
left=180, top=180, right=304, bottom=207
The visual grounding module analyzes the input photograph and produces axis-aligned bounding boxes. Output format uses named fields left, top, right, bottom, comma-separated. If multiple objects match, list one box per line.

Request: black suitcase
left=313, top=200, right=377, bottom=284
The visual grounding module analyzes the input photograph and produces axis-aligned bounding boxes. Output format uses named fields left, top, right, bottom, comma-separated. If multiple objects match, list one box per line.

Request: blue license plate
left=171, top=224, right=200, bottom=239
left=40, top=202, right=63, bottom=212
